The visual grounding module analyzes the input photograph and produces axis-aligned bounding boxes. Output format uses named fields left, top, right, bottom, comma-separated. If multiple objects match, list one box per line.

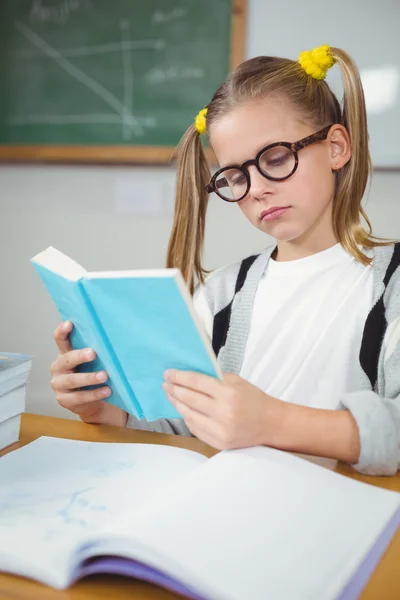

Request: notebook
left=31, top=247, right=221, bottom=421
left=0, top=437, right=398, bottom=599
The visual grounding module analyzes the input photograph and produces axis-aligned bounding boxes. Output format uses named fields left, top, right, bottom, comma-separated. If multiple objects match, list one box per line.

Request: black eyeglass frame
left=205, top=124, right=334, bottom=202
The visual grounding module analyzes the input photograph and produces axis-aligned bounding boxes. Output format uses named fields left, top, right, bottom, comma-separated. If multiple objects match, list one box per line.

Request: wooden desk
left=0, top=413, right=399, bottom=600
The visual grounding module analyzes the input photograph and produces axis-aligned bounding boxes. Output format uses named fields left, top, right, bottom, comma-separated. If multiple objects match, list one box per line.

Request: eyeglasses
left=205, top=124, right=334, bottom=202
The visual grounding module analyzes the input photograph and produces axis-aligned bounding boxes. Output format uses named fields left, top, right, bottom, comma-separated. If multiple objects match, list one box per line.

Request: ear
left=328, top=125, right=351, bottom=170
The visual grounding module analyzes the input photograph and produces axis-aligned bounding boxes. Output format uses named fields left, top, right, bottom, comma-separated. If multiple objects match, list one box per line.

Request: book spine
left=77, top=281, right=143, bottom=419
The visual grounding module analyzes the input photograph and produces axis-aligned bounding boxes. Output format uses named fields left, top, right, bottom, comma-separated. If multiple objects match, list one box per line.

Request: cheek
left=289, top=161, right=334, bottom=209
left=237, top=197, right=257, bottom=223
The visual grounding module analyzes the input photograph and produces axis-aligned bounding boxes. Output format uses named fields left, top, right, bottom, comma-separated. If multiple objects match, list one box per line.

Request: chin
left=260, top=223, right=304, bottom=242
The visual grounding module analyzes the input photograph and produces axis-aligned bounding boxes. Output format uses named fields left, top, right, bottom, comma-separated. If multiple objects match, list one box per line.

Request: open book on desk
left=0, top=437, right=399, bottom=600
left=31, top=247, right=221, bottom=421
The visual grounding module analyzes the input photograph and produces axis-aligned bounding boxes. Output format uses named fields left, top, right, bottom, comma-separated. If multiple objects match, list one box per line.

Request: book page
left=31, top=246, right=87, bottom=281
left=0, top=437, right=206, bottom=589
left=90, top=446, right=400, bottom=600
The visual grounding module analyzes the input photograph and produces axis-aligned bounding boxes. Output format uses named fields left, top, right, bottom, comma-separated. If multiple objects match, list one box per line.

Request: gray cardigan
left=127, top=244, right=400, bottom=476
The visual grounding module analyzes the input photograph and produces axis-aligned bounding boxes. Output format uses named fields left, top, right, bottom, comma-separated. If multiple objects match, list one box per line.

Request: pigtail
left=166, top=124, right=211, bottom=294
left=330, top=48, right=392, bottom=261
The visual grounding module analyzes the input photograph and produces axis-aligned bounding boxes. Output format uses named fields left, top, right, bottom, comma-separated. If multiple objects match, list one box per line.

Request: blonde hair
left=167, top=48, right=392, bottom=294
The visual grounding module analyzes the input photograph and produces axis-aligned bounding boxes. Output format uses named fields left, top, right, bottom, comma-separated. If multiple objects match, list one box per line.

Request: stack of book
left=0, top=353, right=32, bottom=451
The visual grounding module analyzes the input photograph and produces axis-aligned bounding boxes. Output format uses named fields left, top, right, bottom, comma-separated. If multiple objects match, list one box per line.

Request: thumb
left=54, top=321, right=73, bottom=355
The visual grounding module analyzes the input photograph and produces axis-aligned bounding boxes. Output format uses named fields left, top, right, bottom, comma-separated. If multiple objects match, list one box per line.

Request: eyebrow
left=218, top=138, right=284, bottom=169
left=219, top=154, right=254, bottom=170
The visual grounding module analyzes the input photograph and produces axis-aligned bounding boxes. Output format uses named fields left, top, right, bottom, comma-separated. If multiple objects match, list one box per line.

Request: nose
left=247, top=165, right=275, bottom=201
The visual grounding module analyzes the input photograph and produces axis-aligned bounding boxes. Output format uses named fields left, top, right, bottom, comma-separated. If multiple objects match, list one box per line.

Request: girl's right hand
left=50, top=321, right=128, bottom=427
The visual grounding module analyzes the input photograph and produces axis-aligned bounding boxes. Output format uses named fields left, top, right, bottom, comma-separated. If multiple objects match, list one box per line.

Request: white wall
left=1, top=1, right=399, bottom=419
left=246, top=0, right=400, bottom=168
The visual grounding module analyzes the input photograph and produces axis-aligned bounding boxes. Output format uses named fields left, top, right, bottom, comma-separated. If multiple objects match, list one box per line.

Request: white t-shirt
left=194, top=244, right=374, bottom=410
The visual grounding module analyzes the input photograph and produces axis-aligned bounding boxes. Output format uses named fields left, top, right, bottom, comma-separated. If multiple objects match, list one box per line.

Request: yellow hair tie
left=195, top=108, right=208, bottom=135
left=298, top=44, right=335, bottom=80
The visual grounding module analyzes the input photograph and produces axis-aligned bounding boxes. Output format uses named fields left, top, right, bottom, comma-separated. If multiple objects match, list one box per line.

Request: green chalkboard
left=0, top=0, right=246, bottom=163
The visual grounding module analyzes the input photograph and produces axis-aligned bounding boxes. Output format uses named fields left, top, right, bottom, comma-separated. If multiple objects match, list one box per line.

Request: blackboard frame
left=0, top=0, right=246, bottom=165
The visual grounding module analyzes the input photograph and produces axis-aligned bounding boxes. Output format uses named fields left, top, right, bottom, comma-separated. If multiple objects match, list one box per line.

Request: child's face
left=209, top=98, right=343, bottom=246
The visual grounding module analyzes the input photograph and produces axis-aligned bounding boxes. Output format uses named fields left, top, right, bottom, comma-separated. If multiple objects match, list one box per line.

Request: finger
left=51, top=370, right=108, bottom=393
left=164, top=370, right=222, bottom=396
left=182, top=419, right=221, bottom=449
left=163, top=382, right=215, bottom=416
left=51, top=348, right=96, bottom=375
left=56, top=387, right=112, bottom=411
left=167, top=390, right=214, bottom=428
left=53, top=321, right=74, bottom=354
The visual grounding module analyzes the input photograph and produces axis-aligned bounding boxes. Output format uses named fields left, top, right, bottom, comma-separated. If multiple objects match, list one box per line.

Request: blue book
left=31, top=247, right=221, bottom=421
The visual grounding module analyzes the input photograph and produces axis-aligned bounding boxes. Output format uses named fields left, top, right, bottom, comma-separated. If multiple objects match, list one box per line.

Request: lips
left=260, top=207, right=290, bottom=221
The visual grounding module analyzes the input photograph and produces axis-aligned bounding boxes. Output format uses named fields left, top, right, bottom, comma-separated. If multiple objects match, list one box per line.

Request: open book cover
left=31, top=247, right=221, bottom=421
left=0, top=437, right=399, bottom=600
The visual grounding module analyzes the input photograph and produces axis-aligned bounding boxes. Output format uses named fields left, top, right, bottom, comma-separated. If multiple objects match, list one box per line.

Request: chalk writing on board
left=145, top=66, right=205, bottom=85
left=16, top=39, right=166, bottom=59
left=30, top=0, right=93, bottom=26
left=9, top=18, right=164, bottom=139
left=152, top=8, right=188, bottom=25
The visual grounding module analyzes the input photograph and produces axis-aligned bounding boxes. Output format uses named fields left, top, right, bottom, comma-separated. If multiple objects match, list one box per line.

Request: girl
left=50, top=45, right=400, bottom=476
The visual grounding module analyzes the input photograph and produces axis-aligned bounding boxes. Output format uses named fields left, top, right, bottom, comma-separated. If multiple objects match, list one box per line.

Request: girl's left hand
left=163, top=370, right=284, bottom=450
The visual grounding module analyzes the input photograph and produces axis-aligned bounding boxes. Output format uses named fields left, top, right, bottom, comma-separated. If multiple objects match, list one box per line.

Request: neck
left=275, top=235, right=338, bottom=262
left=275, top=206, right=338, bottom=262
